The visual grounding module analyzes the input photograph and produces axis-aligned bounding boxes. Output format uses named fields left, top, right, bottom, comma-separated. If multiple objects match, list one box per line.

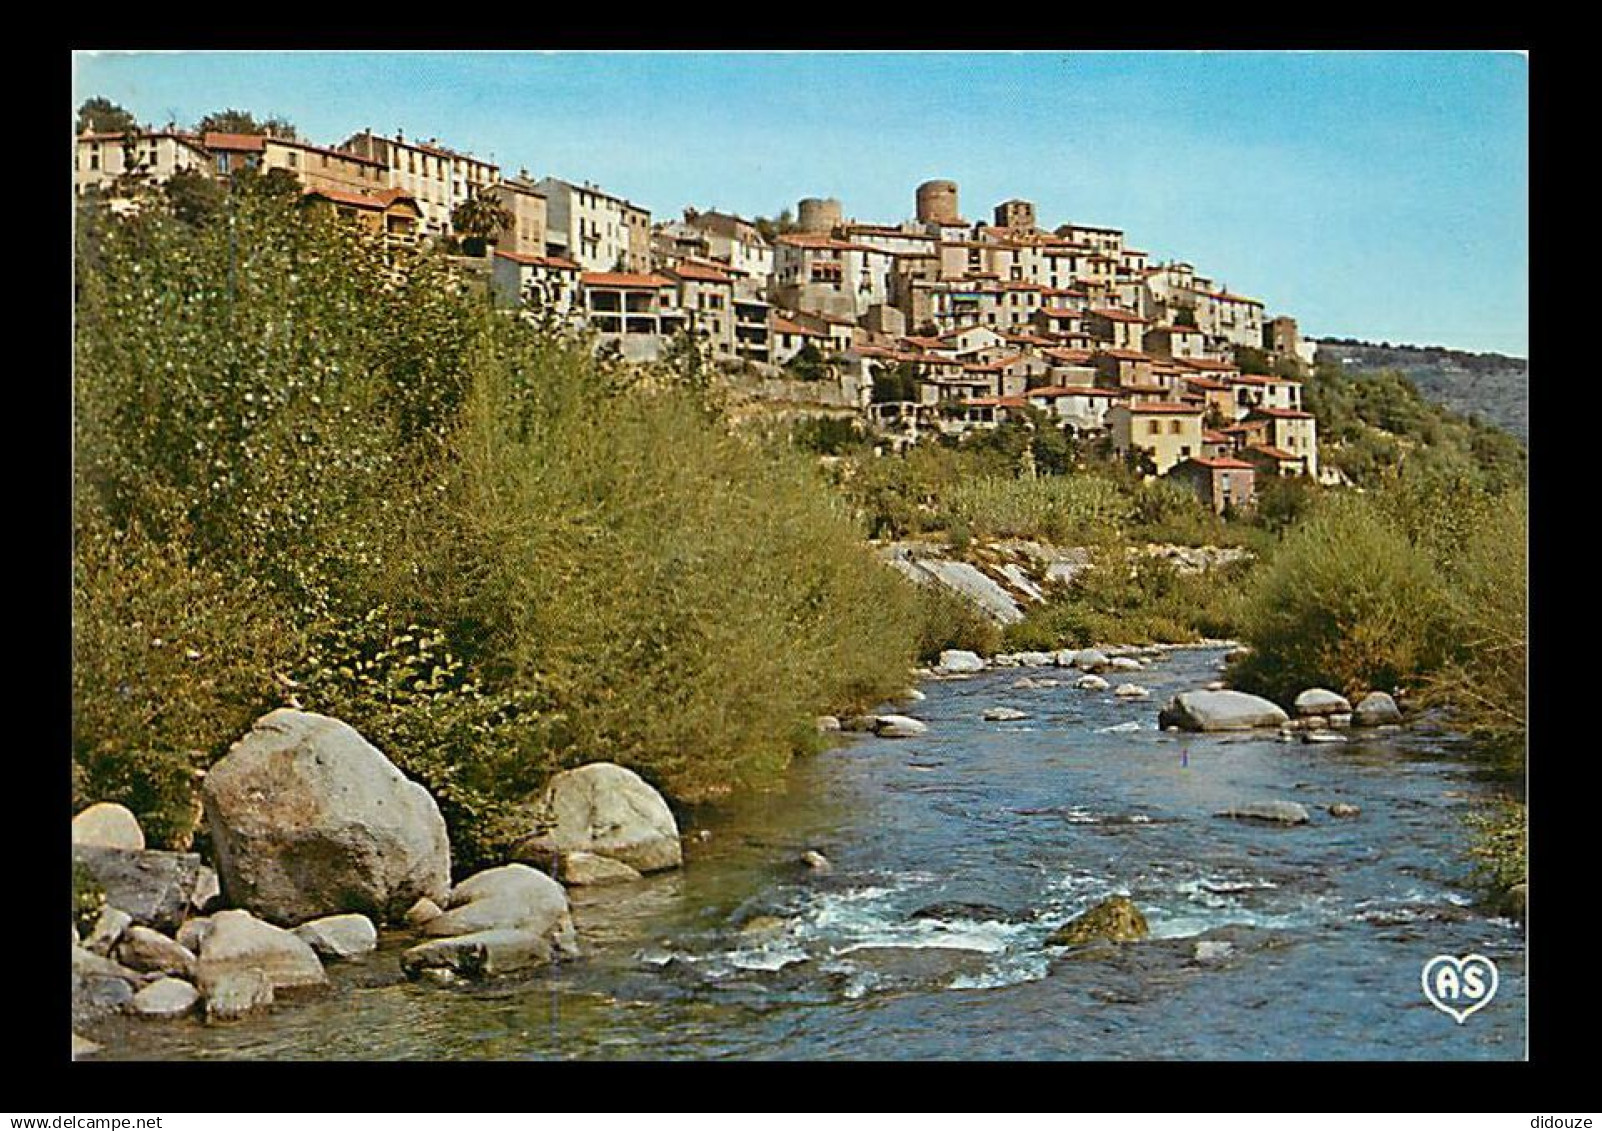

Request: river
left=91, top=645, right=1526, bottom=1060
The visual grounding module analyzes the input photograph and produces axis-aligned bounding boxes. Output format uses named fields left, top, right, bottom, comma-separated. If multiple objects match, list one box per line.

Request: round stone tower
left=797, top=197, right=843, bottom=234
left=916, top=179, right=960, bottom=225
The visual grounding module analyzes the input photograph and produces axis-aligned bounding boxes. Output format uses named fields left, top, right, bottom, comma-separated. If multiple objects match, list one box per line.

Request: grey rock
left=1016, top=651, right=1057, bottom=667
left=1074, top=649, right=1111, bottom=672
left=1353, top=691, right=1403, bottom=727
left=1328, top=713, right=1353, bottom=729
left=840, top=715, right=880, bottom=733
left=1294, top=688, right=1353, bottom=717
left=190, top=867, right=222, bottom=914
left=115, top=925, right=197, bottom=978
left=72, top=845, right=205, bottom=932
left=1192, top=940, right=1235, bottom=964
left=557, top=851, right=643, bottom=886
left=72, top=802, right=145, bottom=851
left=404, top=897, right=443, bottom=928
left=874, top=714, right=928, bottom=738
left=1108, top=656, right=1143, bottom=672
left=1216, top=800, right=1311, bottom=825
left=402, top=928, right=569, bottom=981
left=982, top=706, right=1030, bottom=722
left=71, top=946, right=141, bottom=1023
left=84, top=905, right=133, bottom=956
left=129, top=976, right=200, bottom=1019
left=937, top=649, right=986, bottom=674
left=195, top=909, right=327, bottom=995
left=1159, top=690, right=1289, bottom=732
left=895, top=687, right=927, bottom=702
left=71, top=1034, right=101, bottom=1060
left=1053, top=649, right=1078, bottom=667
left=1075, top=675, right=1110, bottom=691
left=1328, top=803, right=1362, bottom=818
left=422, top=864, right=579, bottom=966
left=175, top=916, right=212, bottom=954
left=292, top=913, right=379, bottom=960
left=1302, top=731, right=1348, bottom=745
left=800, top=850, right=833, bottom=873
left=1113, top=683, right=1150, bottom=699
left=203, top=969, right=274, bottom=1022
left=815, top=715, right=841, bottom=733
left=202, top=708, right=452, bottom=925
left=515, top=762, right=681, bottom=876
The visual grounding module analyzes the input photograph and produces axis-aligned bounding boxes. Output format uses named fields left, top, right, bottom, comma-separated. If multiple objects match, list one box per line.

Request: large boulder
left=1074, top=649, right=1111, bottom=673
left=72, top=845, right=206, bottom=932
left=513, top=763, right=682, bottom=877
left=202, top=708, right=451, bottom=925
left=72, top=802, right=145, bottom=851
left=1353, top=691, right=1403, bottom=727
left=422, top=864, right=577, bottom=943
left=1158, top=690, right=1289, bottom=732
left=1046, top=896, right=1149, bottom=946
left=555, top=852, right=643, bottom=886
left=194, top=909, right=328, bottom=996
left=1294, top=688, right=1353, bottom=717
left=1216, top=800, right=1311, bottom=825
left=874, top=715, right=928, bottom=738
left=936, top=649, right=986, bottom=674
left=292, top=913, right=379, bottom=960
left=71, top=945, right=143, bottom=1024
left=115, top=925, right=197, bottom=979
left=403, top=864, right=578, bottom=980
left=129, top=977, right=200, bottom=1020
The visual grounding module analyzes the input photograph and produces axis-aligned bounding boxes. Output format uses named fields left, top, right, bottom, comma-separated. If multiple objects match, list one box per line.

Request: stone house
left=1171, top=456, right=1257, bottom=515
left=579, top=272, right=685, bottom=362
left=1107, top=401, right=1206, bottom=475
left=664, top=261, right=737, bottom=359
left=75, top=131, right=214, bottom=197
left=1246, top=407, right=1319, bottom=478
left=492, top=249, right=582, bottom=321
left=339, top=129, right=499, bottom=238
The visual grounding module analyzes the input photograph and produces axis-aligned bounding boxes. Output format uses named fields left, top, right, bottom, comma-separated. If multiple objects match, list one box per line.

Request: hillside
left=1313, top=339, right=1528, bottom=443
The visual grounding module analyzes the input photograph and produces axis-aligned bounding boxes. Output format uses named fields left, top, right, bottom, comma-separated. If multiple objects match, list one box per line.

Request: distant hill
left=1313, top=339, right=1528, bottom=443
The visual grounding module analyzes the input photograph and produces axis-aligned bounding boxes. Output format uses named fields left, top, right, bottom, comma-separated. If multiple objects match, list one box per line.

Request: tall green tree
left=77, top=96, right=137, bottom=135
left=195, top=108, right=298, bottom=139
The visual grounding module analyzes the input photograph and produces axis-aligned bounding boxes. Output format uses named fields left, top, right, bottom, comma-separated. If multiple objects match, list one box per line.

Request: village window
left=89, top=152, right=99, bottom=171
left=1169, top=419, right=1183, bottom=434
left=1148, top=421, right=1162, bottom=436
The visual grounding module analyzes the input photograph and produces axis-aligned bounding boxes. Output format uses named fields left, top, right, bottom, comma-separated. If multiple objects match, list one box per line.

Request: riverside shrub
left=74, top=188, right=920, bottom=862
left=1229, top=491, right=1450, bottom=704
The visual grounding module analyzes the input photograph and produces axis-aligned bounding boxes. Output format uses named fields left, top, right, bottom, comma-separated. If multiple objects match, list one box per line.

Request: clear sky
left=72, top=50, right=1529, bottom=357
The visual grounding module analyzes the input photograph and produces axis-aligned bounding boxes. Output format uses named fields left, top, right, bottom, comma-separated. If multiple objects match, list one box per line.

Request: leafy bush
left=71, top=503, right=299, bottom=849
left=1004, top=551, right=1250, bottom=650
left=1426, top=488, right=1527, bottom=769
left=74, top=184, right=922, bottom=867
left=1230, top=491, right=1450, bottom=704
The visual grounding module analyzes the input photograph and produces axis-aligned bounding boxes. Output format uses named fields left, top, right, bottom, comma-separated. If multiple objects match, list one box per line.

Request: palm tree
left=451, top=189, right=514, bottom=256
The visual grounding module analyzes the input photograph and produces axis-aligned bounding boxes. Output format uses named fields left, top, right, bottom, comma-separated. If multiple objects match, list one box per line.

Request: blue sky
left=72, top=50, right=1529, bottom=356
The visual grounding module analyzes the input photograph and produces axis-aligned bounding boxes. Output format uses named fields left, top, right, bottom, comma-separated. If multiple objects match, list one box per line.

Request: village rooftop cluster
left=75, top=122, right=1335, bottom=515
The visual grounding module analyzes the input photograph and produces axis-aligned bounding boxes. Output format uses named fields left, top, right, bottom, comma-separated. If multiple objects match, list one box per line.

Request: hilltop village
left=75, top=123, right=1336, bottom=514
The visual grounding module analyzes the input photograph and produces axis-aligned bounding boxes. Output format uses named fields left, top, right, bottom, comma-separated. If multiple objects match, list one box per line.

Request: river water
left=93, top=645, right=1526, bottom=1060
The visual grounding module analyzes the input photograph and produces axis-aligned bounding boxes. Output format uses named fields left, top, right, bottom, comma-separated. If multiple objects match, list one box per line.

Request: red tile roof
left=776, top=234, right=864, bottom=251
left=203, top=131, right=266, bottom=152
left=772, top=316, right=826, bottom=337
left=496, top=250, right=579, bottom=270
left=1183, top=376, right=1229, bottom=391
left=1245, top=444, right=1298, bottom=461
left=1203, top=430, right=1230, bottom=443
left=666, top=261, right=734, bottom=284
left=1039, top=307, right=1085, bottom=320
left=1185, top=456, right=1256, bottom=470
left=301, top=186, right=390, bottom=211
left=1250, top=407, right=1316, bottom=420
left=1098, top=349, right=1154, bottom=362
left=1090, top=307, right=1146, bottom=323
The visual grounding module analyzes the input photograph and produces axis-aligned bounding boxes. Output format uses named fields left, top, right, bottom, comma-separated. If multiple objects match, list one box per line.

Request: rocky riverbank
left=71, top=707, right=691, bottom=1057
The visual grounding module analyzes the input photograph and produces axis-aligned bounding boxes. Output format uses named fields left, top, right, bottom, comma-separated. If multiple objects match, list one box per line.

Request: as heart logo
left=1421, top=954, right=1499, bottom=1023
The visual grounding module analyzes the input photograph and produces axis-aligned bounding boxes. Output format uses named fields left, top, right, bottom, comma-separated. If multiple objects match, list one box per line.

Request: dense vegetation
left=73, top=180, right=919, bottom=870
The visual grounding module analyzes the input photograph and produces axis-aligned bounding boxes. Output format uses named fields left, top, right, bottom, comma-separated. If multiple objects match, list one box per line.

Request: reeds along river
left=96, top=645, right=1525, bottom=1061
